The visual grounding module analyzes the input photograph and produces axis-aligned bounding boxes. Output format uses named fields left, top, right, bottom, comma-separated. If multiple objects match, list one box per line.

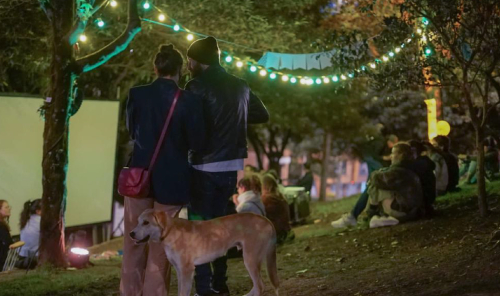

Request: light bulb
left=315, top=78, right=322, bottom=84
left=300, top=78, right=306, bottom=84
left=416, top=28, right=422, bottom=34
left=250, top=65, right=257, bottom=72
left=282, top=75, right=289, bottom=82
left=332, top=76, right=339, bottom=82
left=259, top=69, right=267, bottom=76
left=341, top=74, right=347, bottom=80
left=97, top=19, right=105, bottom=27
left=187, top=34, right=194, bottom=41
left=307, top=79, right=314, bottom=85
left=79, top=34, right=87, bottom=42
left=395, top=47, right=401, bottom=53
left=290, top=77, right=297, bottom=84
left=323, top=77, right=330, bottom=84
left=370, top=63, right=376, bottom=69
left=236, top=61, right=243, bottom=68
left=270, top=73, right=277, bottom=79
left=158, top=14, right=165, bottom=21
left=173, top=24, right=180, bottom=31
left=421, top=35, right=427, bottom=42
left=110, top=0, right=117, bottom=7
left=407, top=38, right=412, bottom=43
left=382, top=56, right=389, bottom=62
left=225, top=56, right=232, bottom=63
left=389, top=52, right=395, bottom=57
left=143, top=2, right=150, bottom=9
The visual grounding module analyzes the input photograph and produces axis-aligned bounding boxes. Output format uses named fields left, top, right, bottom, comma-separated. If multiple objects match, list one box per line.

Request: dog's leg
left=243, top=250, right=265, bottom=296
left=177, top=264, right=195, bottom=296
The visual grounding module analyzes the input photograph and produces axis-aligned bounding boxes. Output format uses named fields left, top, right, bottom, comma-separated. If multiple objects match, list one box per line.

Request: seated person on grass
left=423, top=141, right=449, bottom=196
left=261, top=174, right=293, bottom=244
left=232, top=174, right=266, bottom=216
left=460, top=137, right=500, bottom=184
left=408, top=140, right=437, bottom=216
left=368, top=143, right=424, bottom=228
left=432, top=136, right=460, bottom=192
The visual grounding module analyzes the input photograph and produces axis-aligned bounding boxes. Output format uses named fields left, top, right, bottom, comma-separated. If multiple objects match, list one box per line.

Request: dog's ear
left=153, top=211, right=168, bottom=234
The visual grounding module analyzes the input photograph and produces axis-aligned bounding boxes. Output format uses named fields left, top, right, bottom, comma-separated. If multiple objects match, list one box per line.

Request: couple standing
left=120, top=37, right=269, bottom=296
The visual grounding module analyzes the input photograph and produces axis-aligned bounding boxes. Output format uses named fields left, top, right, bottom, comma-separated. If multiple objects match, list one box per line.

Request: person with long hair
left=232, top=174, right=265, bottom=216
left=0, top=200, right=13, bottom=270
left=18, top=199, right=42, bottom=268
left=261, top=174, right=293, bottom=244
left=121, top=44, right=205, bottom=296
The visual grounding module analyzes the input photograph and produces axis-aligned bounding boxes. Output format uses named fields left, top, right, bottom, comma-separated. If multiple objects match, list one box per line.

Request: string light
left=187, top=34, right=194, bottom=41
left=315, top=78, right=322, bottom=85
left=421, top=35, right=427, bottom=42
left=422, top=17, right=429, bottom=26
left=300, top=78, right=306, bottom=85
left=407, top=38, right=412, bottom=43
left=388, top=52, right=395, bottom=57
left=158, top=14, right=165, bottom=21
left=259, top=69, right=267, bottom=76
left=290, top=77, right=297, bottom=84
left=332, top=76, right=339, bottom=82
left=225, top=56, right=232, bottom=63
left=424, top=47, right=433, bottom=56
left=270, top=73, right=277, bottom=79
left=341, top=74, right=347, bottom=80
left=416, top=28, right=423, bottom=35
left=370, top=63, right=376, bottom=69
left=307, top=79, right=314, bottom=86
left=323, top=77, right=330, bottom=84
left=79, top=34, right=87, bottom=42
left=173, top=24, right=180, bottom=31
left=97, top=18, right=105, bottom=28
left=382, top=55, right=389, bottom=62
left=236, top=61, right=243, bottom=68
left=395, top=47, right=401, bottom=53
left=110, top=0, right=117, bottom=7
left=282, top=75, right=289, bottom=82
left=142, top=1, right=150, bottom=9
left=250, top=65, right=257, bottom=72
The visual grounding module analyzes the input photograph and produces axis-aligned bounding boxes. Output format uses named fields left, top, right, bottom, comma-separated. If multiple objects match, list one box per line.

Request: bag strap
left=148, top=89, right=181, bottom=170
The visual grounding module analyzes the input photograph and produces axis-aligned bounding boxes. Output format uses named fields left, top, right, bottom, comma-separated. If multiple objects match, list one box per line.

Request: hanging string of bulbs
left=77, top=0, right=431, bottom=87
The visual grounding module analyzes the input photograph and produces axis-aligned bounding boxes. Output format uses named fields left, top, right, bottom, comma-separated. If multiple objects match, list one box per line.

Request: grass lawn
left=1, top=182, right=500, bottom=296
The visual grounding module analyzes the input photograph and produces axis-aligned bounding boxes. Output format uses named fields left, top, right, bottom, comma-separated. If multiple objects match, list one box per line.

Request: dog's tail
left=266, top=239, right=280, bottom=296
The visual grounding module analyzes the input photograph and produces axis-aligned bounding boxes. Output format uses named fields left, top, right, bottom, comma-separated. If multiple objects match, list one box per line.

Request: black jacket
left=442, top=152, right=459, bottom=191
left=186, top=65, right=269, bottom=165
left=0, top=222, right=13, bottom=269
left=412, top=155, right=437, bottom=207
left=127, top=78, right=205, bottom=205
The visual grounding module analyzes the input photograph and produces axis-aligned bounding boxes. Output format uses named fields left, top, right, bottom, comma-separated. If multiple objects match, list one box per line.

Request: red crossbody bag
left=117, top=89, right=181, bottom=198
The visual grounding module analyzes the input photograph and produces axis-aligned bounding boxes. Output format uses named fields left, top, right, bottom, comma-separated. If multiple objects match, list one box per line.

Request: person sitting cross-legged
left=368, top=143, right=424, bottom=228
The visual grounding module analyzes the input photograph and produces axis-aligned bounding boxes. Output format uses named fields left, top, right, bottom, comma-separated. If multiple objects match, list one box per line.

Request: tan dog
left=130, top=210, right=280, bottom=296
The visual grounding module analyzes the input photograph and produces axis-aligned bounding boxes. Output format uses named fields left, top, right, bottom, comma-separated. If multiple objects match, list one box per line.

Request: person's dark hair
left=0, top=200, right=10, bottom=232
left=433, top=136, right=450, bottom=151
left=262, top=174, right=282, bottom=197
left=393, top=143, right=413, bottom=160
left=408, top=140, right=425, bottom=156
left=304, top=162, right=311, bottom=170
left=20, top=199, right=42, bottom=230
left=153, top=44, right=183, bottom=77
left=238, top=174, right=262, bottom=195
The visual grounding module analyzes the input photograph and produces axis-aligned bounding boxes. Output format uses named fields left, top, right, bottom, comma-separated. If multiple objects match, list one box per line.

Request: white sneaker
left=369, top=215, right=399, bottom=228
left=331, top=213, right=357, bottom=228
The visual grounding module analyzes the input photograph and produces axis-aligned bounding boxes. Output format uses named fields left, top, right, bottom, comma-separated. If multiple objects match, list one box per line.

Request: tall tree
left=38, top=0, right=141, bottom=267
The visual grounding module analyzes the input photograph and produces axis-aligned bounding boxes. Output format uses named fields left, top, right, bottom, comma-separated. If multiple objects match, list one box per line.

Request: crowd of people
left=331, top=133, right=500, bottom=229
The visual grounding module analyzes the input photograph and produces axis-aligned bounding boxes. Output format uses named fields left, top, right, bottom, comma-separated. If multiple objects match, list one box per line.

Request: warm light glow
left=300, top=78, right=306, bottom=84
left=370, top=63, right=376, bottom=69
left=225, top=56, right=232, bottom=63
left=282, top=75, right=289, bottom=82
left=173, top=24, right=180, bottom=31
left=416, top=28, right=423, bottom=34
left=158, top=14, right=165, bottom=21
left=332, top=76, right=339, bottom=82
left=236, top=61, right=243, bottom=68
left=250, top=66, right=257, bottom=72
left=437, top=120, right=451, bottom=136
left=290, top=77, right=297, bottom=83
left=395, top=47, right=401, bottom=53
left=187, top=34, right=194, bottom=41
left=306, top=78, right=314, bottom=85
left=270, top=73, right=277, bottom=79
left=70, top=247, right=89, bottom=256
left=341, top=74, right=347, bottom=80
left=323, top=77, right=330, bottom=84
left=425, top=99, right=438, bottom=140
left=389, top=52, right=395, bottom=57
left=421, top=35, right=427, bottom=42
left=259, top=69, right=267, bottom=76
left=143, top=2, right=150, bottom=9
left=407, top=38, right=412, bottom=43
left=382, top=56, right=389, bottom=62
left=110, top=0, right=117, bottom=7
left=79, top=34, right=87, bottom=42
left=315, top=78, right=322, bottom=84
left=97, top=20, right=105, bottom=27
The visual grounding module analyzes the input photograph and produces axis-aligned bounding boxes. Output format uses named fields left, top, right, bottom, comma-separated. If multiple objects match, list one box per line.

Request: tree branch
left=75, top=0, right=141, bottom=73
left=39, top=0, right=54, bottom=22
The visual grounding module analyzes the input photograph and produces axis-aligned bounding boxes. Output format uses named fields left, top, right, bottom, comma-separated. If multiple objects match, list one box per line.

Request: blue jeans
left=351, top=158, right=382, bottom=219
left=188, top=169, right=237, bottom=294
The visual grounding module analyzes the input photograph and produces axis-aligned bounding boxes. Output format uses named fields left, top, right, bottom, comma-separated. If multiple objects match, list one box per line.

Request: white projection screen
left=0, top=95, right=119, bottom=235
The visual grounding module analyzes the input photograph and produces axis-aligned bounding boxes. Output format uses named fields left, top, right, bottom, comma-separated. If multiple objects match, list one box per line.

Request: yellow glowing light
left=300, top=78, right=306, bottom=84
left=382, top=56, right=389, bottom=62
left=79, top=34, right=87, bottom=42
left=341, top=74, right=347, bottom=80
left=395, top=47, right=401, bottom=53
left=282, top=75, right=289, bottom=82
left=323, top=77, right=330, bottom=84
left=425, top=99, right=438, bottom=140
left=187, top=34, right=194, bottom=41
left=259, top=69, right=267, bottom=76
left=158, top=14, right=165, bottom=21
left=370, top=63, right=376, bottom=69
left=437, top=120, right=451, bottom=136
left=421, top=35, right=427, bottom=42
left=417, top=28, right=423, bottom=34
left=110, top=0, right=118, bottom=7
left=236, top=61, right=243, bottom=68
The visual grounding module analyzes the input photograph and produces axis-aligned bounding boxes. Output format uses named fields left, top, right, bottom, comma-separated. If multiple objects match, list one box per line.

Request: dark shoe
left=211, top=287, right=230, bottom=296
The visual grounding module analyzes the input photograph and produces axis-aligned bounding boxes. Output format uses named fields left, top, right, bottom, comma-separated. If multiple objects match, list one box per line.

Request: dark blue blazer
left=126, top=78, right=205, bottom=205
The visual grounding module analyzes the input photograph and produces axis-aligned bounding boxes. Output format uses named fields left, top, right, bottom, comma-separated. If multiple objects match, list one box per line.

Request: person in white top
left=18, top=199, right=41, bottom=268
left=232, top=174, right=266, bottom=216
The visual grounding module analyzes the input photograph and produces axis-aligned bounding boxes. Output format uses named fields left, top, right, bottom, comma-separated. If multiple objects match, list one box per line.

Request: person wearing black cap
left=185, top=36, right=269, bottom=296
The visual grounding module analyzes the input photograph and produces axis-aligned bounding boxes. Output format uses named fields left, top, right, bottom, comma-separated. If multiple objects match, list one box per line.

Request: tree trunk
left=475, top=127, right=488, bottom=216
left=319, top=132, right=332, bottom=201
left=39, top=0, right=75, bottom=267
